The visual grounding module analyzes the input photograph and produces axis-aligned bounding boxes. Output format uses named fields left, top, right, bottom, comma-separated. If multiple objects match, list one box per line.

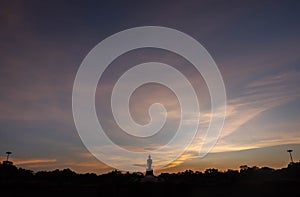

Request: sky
left=0, top=0, right=300, bottom=174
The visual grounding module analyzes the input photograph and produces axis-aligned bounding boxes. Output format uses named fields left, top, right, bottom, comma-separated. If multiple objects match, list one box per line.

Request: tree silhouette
left=1, top=161, right=300, bottom=197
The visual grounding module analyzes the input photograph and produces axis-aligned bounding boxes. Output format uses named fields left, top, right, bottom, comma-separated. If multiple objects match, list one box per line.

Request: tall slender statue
left=147, top=155, right=152, bottom=171
left=146, top=154, right=154, bottom=176
left=141, top=154, right=158, bottom=182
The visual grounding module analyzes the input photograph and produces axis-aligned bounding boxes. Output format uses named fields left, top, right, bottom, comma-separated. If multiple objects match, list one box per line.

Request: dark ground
left=1, top=162, right=299, bottom=197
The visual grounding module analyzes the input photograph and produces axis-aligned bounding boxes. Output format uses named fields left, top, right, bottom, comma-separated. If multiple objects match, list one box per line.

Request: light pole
left=5, top=151, right=12, bottom=162
left=287, top=150, right=294, bottom=163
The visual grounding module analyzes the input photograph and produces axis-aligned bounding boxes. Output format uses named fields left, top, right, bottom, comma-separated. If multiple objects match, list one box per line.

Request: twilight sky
left=0, top=0, right=300, bottom=174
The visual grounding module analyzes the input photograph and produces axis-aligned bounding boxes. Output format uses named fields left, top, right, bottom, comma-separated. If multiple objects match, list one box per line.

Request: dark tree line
left=0, top=162, right=299, bottom=197
left=1, top=162, right=300, bottom=183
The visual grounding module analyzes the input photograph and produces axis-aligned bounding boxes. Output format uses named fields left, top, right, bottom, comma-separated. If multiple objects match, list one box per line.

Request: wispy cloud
left=163, top=70, right=300, bottom=169
left=223, top=70, right=300, bottom=136
left=4, top=158, right=57, bottom=165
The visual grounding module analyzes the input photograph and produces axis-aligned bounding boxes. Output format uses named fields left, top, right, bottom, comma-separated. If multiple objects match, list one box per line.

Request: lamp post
left=6, top=151, right=12, bottom=162
left=287, top=150, right=294, bottom=163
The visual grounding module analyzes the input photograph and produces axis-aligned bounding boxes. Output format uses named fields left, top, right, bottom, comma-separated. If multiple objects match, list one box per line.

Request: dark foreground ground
left=1, top=162, right=300, bottom=197
left=1, top=179, right=300, bottom=197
